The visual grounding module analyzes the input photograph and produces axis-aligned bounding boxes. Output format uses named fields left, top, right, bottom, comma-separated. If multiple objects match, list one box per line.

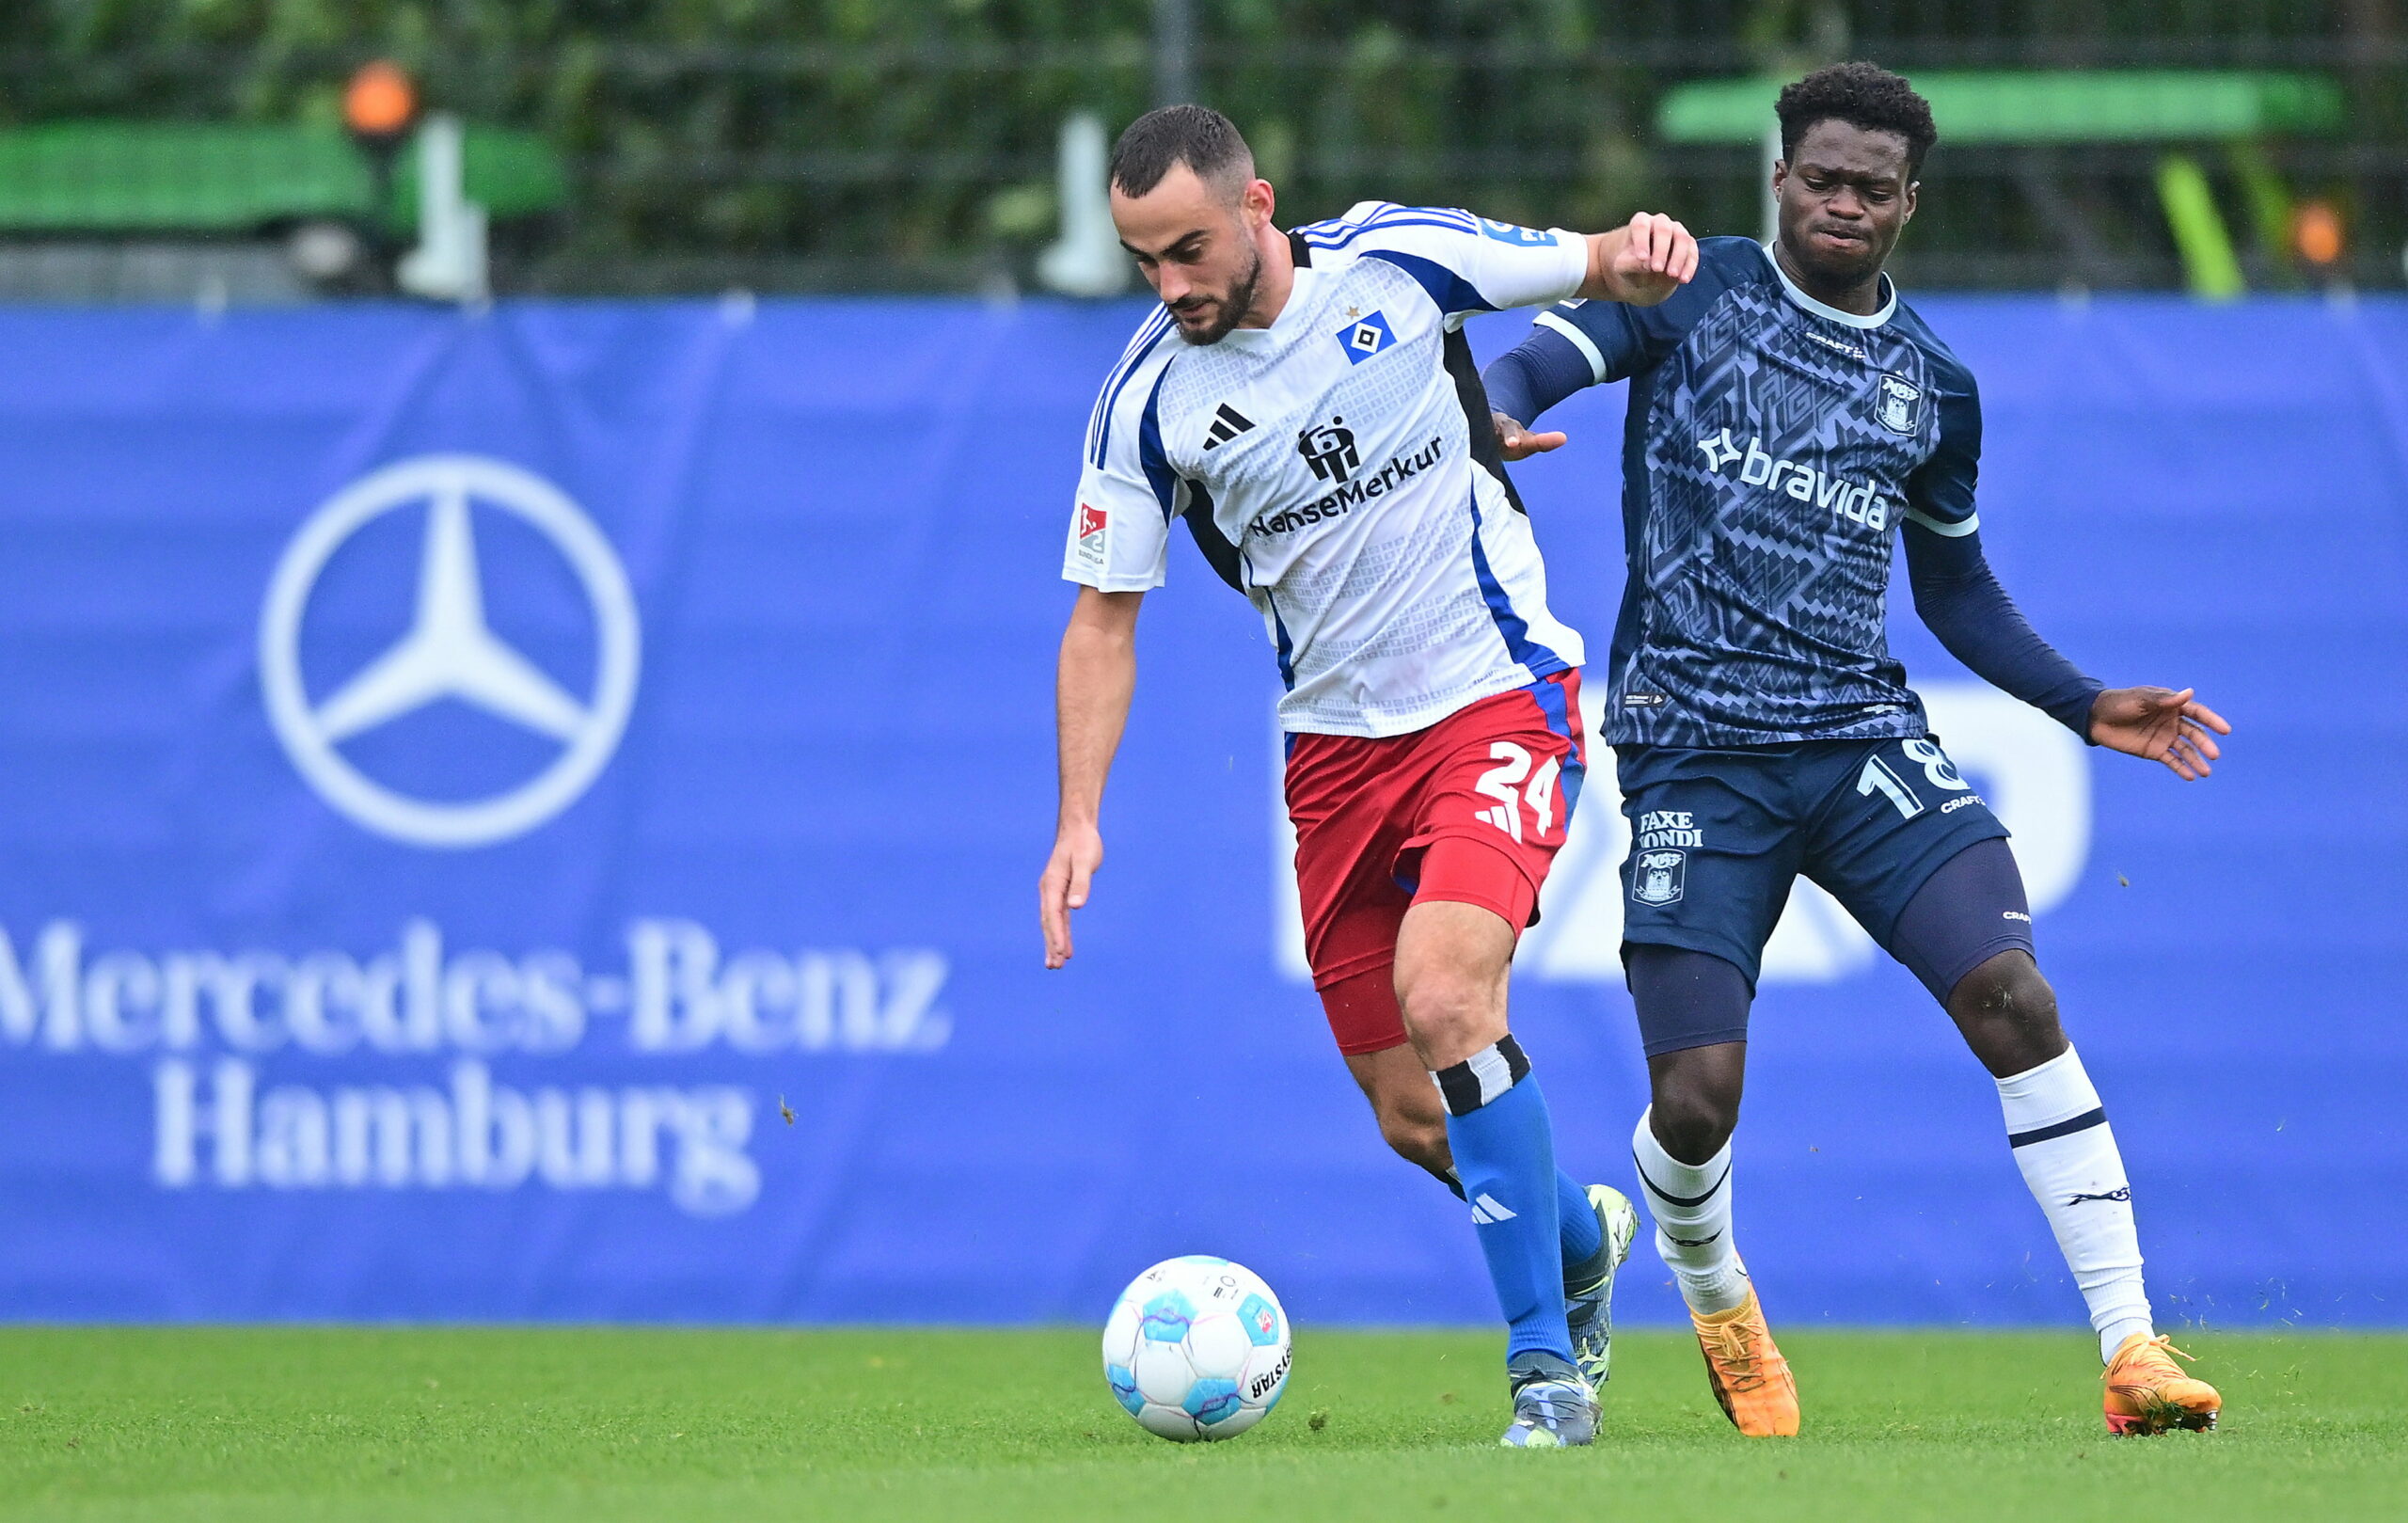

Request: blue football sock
left=1439, top=1167, right=1601, bottom=1278
left=1435, top=1036, right=1574, bottom=1366
left=1557, top=1171, right=1603, bottom=1271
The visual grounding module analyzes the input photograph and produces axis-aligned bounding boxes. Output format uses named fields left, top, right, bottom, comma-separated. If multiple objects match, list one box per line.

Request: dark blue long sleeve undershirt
left=1481, top=324, right=2104, bottom=740
left=1903, top=523, right=2101, bottom=739
left=1482, top=326, right=1591, bottom=438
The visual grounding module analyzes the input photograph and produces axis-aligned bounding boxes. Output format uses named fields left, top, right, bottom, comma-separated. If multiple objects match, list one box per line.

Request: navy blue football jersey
left=1530, top=236, right=1981, bottom=747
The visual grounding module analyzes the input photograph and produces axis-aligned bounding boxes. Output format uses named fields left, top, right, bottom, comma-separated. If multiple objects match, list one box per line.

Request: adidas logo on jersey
left=1203, top=403, right=1255, bottom=450
left=1695, top=427, right=1891, bottom=531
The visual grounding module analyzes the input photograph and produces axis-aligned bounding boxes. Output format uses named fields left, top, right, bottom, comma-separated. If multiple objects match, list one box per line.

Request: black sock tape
left=1434, top=1034, right=1530, bottom=1118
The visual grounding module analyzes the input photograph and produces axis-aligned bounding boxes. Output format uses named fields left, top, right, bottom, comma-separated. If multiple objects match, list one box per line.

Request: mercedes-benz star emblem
left=259, top=454, right=641, bottom=849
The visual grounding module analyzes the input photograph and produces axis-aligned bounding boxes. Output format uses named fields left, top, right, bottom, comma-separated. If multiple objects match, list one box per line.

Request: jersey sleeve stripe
left=1086, top=306, right=1174, bottom=462
left=1361, top=248, right=1497, bottom=318
left=1088, top=309, right=1177, bottom=467
left=1298, top=213, right=1484, bottom=250
left=1307, top=201, right=1479, bottom=231
left=1905, top=506, right=1981, bottom=536
left=1135, top=367, right=1181, bottom=518
left=1534, top=310, right=1608, bottom=384
left=1295, top=204, right=1480, bottom=247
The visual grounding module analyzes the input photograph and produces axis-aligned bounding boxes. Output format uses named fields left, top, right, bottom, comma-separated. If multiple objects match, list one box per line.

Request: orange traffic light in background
left=2291, top=199, right=2345, bottom=270
left=344, top=60, right=418, bottom=144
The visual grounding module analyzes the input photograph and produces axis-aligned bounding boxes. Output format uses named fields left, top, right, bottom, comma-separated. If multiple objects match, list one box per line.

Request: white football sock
left=1631, top=1107, right=1749, bottom=1315
left=1996, top=1045, right=2154, bottom=1362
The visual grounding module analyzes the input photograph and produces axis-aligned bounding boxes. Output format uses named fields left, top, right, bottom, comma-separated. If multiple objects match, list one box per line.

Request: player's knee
left=1953, top=950, right=2058, bottom=1026
left=1950, top=951, right=2066, bottom=1071
left=1393, top=966, right=1503, bottom=1070
left=1649, top=1095, right=1735, bottom=1164
left=1647, top=1060, right=1741, bottom=1163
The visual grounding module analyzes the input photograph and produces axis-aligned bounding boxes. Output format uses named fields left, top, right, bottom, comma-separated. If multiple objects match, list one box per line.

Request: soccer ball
left=1101, top=1255, right=1291, bottom=1441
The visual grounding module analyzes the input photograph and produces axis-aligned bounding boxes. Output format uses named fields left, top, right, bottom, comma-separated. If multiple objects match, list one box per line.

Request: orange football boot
left=2102, top=1334, right=2220, bottom=1436
left=1691, top=1285, right=1799, bottom=1436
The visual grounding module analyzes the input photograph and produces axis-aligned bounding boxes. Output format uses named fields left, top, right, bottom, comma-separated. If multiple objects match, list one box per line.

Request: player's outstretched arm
left=1042, top=586, right=1144, bottom=967
left=1484, top=217, right=1693, bottom=461
left=2086, top=687, right=2232, bottom=782
left=1579, top=212, right=1699, bottom=306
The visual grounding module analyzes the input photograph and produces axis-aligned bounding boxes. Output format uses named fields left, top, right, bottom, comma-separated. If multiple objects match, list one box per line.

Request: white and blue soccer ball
left=1101, top=1255, right=1291, bottom=1441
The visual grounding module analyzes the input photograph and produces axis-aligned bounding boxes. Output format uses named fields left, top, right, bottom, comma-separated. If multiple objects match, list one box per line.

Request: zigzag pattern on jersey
left=1612, top=278, right=1943, bottom=747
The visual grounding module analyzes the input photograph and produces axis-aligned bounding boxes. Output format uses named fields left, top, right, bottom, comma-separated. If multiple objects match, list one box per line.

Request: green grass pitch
left=0, top=1326, right=2396, bottom=1522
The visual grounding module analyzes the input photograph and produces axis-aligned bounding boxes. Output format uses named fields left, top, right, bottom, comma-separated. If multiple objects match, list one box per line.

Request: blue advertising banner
left=0, top=293, right=2400, bottom=1328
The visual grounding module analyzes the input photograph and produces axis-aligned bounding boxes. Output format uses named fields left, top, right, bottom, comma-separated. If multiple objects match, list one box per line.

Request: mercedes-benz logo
left=259, top=454, right=641, bottom=849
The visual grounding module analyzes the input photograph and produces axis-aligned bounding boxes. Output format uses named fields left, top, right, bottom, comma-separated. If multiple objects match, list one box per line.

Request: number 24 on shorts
left=1474, top=742, right=1560, bottom=843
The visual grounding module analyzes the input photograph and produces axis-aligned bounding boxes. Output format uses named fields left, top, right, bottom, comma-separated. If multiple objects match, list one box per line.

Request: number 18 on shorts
left=1614, top=734, right=2012, bottom=985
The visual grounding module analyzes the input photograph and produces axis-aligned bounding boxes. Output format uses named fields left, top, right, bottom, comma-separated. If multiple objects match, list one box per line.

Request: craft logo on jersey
left=1336, top=310, right=1396, bottom=365
left=1632, top=849, right=1687, bottom=906
left=1877, top=373, right=1924, bottom=435
left=1295, top=418, right=1361, bottom=484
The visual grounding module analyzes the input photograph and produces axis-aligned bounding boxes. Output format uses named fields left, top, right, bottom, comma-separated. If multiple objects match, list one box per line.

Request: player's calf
left=1339, top=1001, right=1608, bottom=1283
left=1344, top=1039, right=1455, bottom=1179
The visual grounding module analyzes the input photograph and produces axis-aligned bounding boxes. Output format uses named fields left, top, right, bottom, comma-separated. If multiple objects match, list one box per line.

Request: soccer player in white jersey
left=1038, top=104, right=1698, bottom=1447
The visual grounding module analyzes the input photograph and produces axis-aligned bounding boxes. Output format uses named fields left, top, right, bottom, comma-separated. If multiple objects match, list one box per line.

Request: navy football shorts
left=1615, top=735, right=2014, bottom=988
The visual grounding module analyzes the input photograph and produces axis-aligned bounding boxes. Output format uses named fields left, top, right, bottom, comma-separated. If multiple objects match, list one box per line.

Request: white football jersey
left=1064, top=202, right=1592, bottom=738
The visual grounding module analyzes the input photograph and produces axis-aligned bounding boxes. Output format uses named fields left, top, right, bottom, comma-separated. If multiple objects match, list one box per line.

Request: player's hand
left=2087, top=687, right=2231, bottom=780
left=1603, top=212, right=1699, bottom=305
left=1039, top=822, right=1105, bottom=968
left=1493, top=410, right=1567, bottom=462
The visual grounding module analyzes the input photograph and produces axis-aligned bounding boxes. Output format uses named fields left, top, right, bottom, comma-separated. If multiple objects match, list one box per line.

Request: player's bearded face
left=1167, top=237, right=1262, bottom=346
left=1113, top=165, right=1275, bottom=347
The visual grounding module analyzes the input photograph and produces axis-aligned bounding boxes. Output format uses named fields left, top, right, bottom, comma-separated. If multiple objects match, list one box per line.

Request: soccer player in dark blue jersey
left=1482, top=63, right=2231, bottom=1438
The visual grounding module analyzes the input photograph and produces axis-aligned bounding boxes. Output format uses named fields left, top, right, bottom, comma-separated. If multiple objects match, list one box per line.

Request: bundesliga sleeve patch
left=1336, top=311, right=1396, bottom=364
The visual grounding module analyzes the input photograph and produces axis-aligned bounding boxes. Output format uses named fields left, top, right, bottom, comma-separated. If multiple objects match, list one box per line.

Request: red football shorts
left=1284, top=670, right=1586, bottom=1056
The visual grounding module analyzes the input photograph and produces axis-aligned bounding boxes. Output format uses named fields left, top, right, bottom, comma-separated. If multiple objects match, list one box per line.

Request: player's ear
left=1244, top=177, right=1275, bottom=229
left=1901, top=179, right=1918, bottom=223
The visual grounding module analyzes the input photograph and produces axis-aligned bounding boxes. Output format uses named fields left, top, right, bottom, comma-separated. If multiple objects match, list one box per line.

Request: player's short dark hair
left=1776, top=62, right=1938, bottom=173
left=1109, top=104, right=1255, bottom=200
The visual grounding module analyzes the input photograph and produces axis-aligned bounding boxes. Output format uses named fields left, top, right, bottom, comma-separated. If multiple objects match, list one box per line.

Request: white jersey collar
left=1221, top=263, right=1319, bottom=350
left=1760, top=241, right=1896, bottom=329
